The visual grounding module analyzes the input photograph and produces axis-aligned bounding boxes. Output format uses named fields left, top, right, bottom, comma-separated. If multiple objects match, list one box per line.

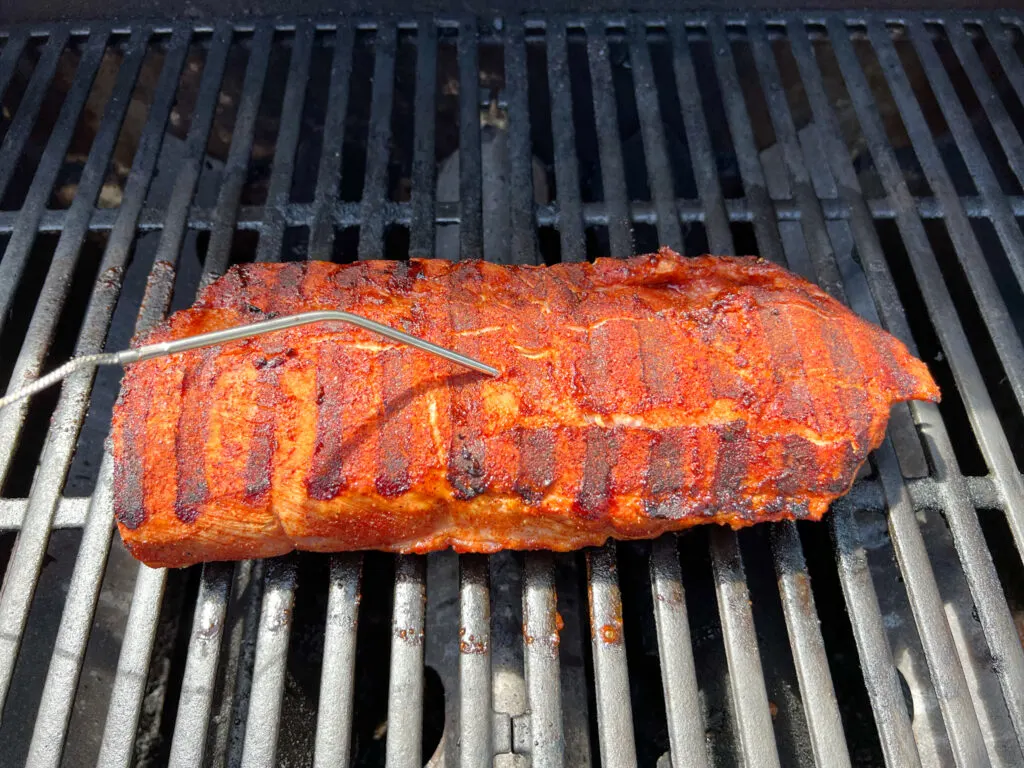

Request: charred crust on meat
left=514, top=428, right=557, bottom=504
left=574, top=429, right=620, bottom=520
left=449, top=437, right=488, bottom=500
left=174, top=349, right=217, bottom=523
left=113, top=410, right=147, bottom=530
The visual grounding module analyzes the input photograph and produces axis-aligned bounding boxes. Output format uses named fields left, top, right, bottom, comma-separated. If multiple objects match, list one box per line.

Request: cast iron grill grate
left=0, top=12, right=1023, bottom=767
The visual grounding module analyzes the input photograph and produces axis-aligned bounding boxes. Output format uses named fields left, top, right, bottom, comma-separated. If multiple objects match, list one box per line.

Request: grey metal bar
left=668, top=20, right=731, bottom=252
left=7, top=186, right=1024, bottom=237
left=96, top=564, right=168, bottom=767
left=314, top=554, right=363, bottom=768
left=709, top=528, right=781, bottom=768
left=770, top=523, right=852, bottom=768
left=706, top=18, right=784, bottom=264
left=459, top=554, right=492, bottom=768
left=200, top=23, right=275, bottom=281
left=522, top=551, right=565, bottom=768
left=168, top=562, right=234, bottom=767
left=0, top=27, right=194, bottom=716
left=505, top=16, right=539, bottom=265
left=649, top=536, right=709, bottom=768
left=458, top=16, right=482, bottom=260
left=545, top=20, right=586, bottom=263
left=385, top=555, right=427, bottom=768
left=586, top=543, right=638, bottom=768
left=628, top=18, right=682, bottom=251
left=254, top=22, right=315, bottom=263
left=584, top=19, right=632, bottom=257
left=0, top=28, right=109, bottom=341
left=831, top=502, right=923, bottom=767
left=0, top=26, right=70, bottom=202
left=788, top=15, right=1024, bottom=759
left=358, top=22, right=397, bottom=261
left=95, top=25, right=235, bottom=764
left=408, top=16, right=437, bottom=259
left=240, top=557, right=299, bottom=766
left=309, top=24, right=355, bottom=260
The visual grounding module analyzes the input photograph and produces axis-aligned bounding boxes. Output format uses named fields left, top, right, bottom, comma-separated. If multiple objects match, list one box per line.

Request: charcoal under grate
left=1, top=12, right=1024, bottom=768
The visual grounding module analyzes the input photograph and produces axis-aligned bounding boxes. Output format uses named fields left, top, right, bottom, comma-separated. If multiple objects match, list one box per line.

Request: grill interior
left=1, top=12, right=1024, bottom=767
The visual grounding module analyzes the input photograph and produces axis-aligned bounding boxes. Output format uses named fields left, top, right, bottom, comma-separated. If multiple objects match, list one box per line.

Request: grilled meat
left=111, top=249, right=939, bottom=568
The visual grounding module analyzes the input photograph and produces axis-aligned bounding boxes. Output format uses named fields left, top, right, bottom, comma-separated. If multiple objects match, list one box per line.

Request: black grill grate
left=0, top=13, right=1023, bottom=767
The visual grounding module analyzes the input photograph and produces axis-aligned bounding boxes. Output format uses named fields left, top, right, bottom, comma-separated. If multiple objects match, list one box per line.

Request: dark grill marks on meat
left=447, top=263, right=489, bottom=500
left=244, top=364, right=282, bottom=500
left=644, top=427, right=690, bottom=519
left=174, top=348, right=218, bottom=523
left=575, top=428, right=620, bottom=520
left=514, top=428, right=557, bottom=504
left=377, top=263, right=415, bottom=498
left=113, top=396, right=148, bottom=530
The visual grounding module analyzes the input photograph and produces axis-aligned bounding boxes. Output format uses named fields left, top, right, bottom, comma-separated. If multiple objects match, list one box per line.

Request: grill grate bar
left=545, top=21, right=585, bottom=263
left=586, top=544, right=638, bottom=768
left=201, top=24, right=275, bottom=282
left=458, top=554, right=492, bottom=767
left=0, top=29, right=109, bottom=341
left=314, top=554, right=363, bottom=767
left=0, top=26, right=70, bottom=204
left=8, top=190, right=1024, bottom=236
left=97, top=24, right=235, bottom=762
left=385, top=555, right=427, bottom=768
left=96, top=564, right=168, bottom=767
left=505, top=17, right=539, bottom=264
left=831, top=502, right=923, bottom=767
left=787, top=15, right=1024, bottom=756
left=522, top=551, right=565, bottom=767
left=241, top=558, right=298, bottom=764
left=357, top=22, right=397, bottom=261
left=457, top=17, right=482, bottom=261
left=948, top=23, right=1024, bottom=188
left=255, top=22, right=314, bottom=264
left=648, top=536, right=709, bottom=768
left=308, top=24, right=354, bottom=260
left=709, top=529, right=781, bottom=767
left=628, top=19, right=682, bottom=252
left=167, top=562, right=234, bottom=766
left=408, top=17, right=437, bottom=260
left=584, top=20, right=632, bottom=259
left=771, top=523, right=852, bottom=768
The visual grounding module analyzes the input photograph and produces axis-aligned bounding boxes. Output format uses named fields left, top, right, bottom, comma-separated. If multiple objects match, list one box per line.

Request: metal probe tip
left=0, top=310, right=499, bottom=410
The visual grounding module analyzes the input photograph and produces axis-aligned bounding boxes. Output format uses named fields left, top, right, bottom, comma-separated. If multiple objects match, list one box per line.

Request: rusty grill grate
left=1, top=12, right=1024, bottom=767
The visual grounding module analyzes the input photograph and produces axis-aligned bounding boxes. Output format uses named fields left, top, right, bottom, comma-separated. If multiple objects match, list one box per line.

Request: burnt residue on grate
left=1, top=14, right=1024, bottom=768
